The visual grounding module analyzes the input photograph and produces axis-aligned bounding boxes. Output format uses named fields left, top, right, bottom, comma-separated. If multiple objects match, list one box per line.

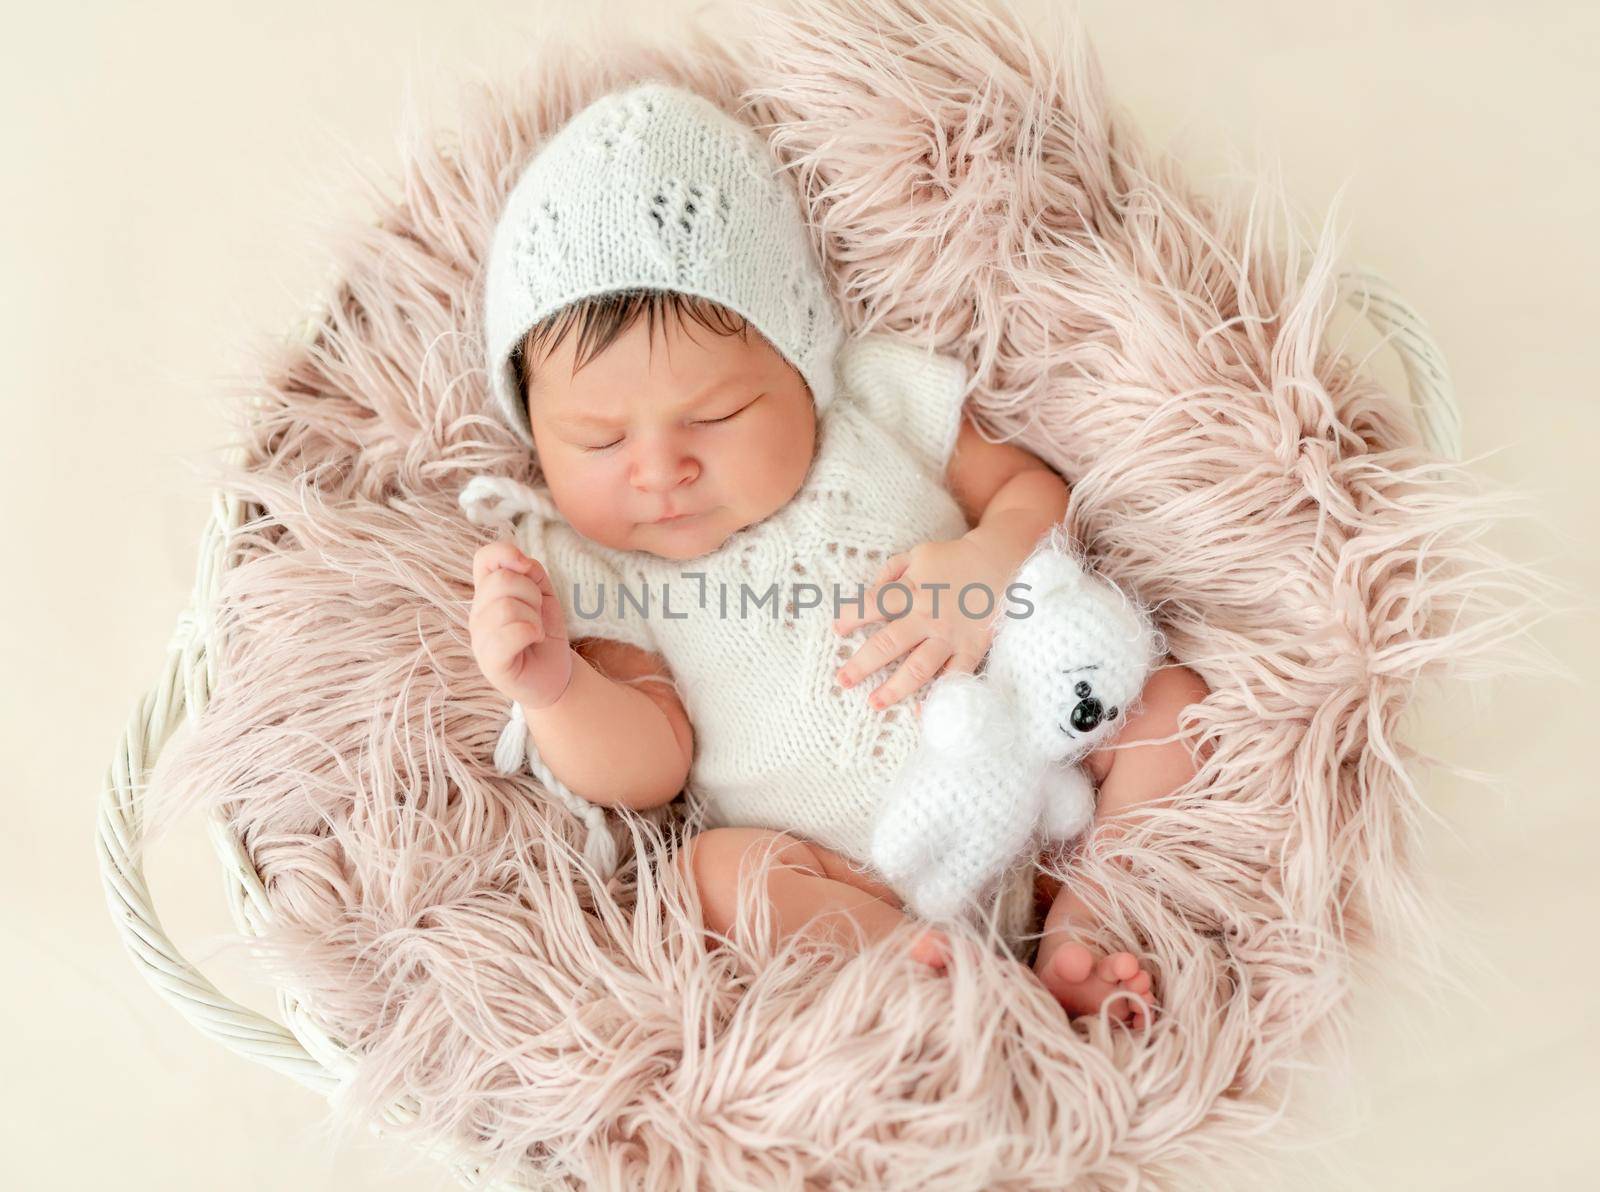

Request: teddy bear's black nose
left=1070, top=696, right=1105, bottom=732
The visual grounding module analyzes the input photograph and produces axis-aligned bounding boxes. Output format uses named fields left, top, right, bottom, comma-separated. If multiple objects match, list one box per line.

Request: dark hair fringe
left=514, top=289, right=751, bottom=399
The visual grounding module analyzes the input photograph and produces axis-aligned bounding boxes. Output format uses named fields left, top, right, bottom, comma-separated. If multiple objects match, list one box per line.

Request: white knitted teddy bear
left=869, top=531, right=1163, bottom=923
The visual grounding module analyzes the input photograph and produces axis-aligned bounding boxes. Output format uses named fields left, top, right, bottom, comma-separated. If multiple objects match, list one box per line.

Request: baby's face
left=525, top=309, right=817, bottom=560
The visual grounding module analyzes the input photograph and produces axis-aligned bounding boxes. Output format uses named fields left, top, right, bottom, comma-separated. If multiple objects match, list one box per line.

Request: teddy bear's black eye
left=1074, top=680, right=1092, bottom=698
left=1107, top=706, right=1119, bottom=720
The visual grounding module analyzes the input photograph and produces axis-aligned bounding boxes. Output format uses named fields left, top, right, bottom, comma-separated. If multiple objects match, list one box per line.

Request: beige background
left=4, top=1, right=1595, bottom=1187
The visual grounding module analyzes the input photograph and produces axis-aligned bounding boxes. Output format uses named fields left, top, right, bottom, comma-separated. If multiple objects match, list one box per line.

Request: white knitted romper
left=474, top=332, right=1043, bottom=948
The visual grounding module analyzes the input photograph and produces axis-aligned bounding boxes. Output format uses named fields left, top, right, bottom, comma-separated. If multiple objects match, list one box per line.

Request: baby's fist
left=468, top=540, right=573, bottom=709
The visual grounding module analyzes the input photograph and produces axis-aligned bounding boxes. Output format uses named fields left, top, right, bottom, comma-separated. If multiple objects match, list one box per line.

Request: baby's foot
left=1036, top=942, right=1154, bottom=1027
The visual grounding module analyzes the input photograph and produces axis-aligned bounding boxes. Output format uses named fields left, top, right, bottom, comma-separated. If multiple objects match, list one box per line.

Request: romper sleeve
left=836, top=332, right=972, bottom=480
left=458, top=475, right=659, bottom=657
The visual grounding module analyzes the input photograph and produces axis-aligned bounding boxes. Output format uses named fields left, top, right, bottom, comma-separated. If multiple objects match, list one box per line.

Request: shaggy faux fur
left=146, top=0, right=1554, bottom=1186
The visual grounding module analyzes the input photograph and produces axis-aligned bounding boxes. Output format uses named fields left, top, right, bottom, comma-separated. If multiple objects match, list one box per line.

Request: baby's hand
left=832, top=534, right=1015, bottom=709
left=468, top=540, right=574, bottom=709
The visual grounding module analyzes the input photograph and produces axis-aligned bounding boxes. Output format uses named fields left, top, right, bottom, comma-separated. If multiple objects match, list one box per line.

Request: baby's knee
left=1144, top=664, right=1210, bottom=725
left=1106, top=663, right=1203, bottom=738
left=1149, top=664, right=1214, bottom=766
left=1087, top=665, right=1213, bottom=810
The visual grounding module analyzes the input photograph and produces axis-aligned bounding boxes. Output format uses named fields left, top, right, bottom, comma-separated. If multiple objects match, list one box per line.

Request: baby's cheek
left=549, top=459, right=633, bottom=542
left=742, top=422, right=787, bottom=464
left=739, top=425, right=811, bottom=504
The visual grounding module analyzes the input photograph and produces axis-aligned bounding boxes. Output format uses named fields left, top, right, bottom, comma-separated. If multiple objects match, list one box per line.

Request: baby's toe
left=1119, top=971, right=1156, bottom=1029
left=1098, top=952, right=1140, bottom=983
left=911, top=928, right=951, bottom=970
left=1049, top=942, right=1096, bottom=985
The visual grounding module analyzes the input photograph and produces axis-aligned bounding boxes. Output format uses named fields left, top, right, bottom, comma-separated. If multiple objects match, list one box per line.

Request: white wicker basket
left=94, top=269, right=1461, bottom=1184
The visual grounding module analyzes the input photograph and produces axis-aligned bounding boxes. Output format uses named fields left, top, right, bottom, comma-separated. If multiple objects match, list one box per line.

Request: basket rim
left=94, top=264, right=1460, bottom=1184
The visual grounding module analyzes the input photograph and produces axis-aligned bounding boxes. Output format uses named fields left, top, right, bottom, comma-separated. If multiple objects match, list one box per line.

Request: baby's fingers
left=469, top=581, right=541, bottom=630
left=473, top=539, right=533, bottom=586
left=836, top=620, right=912, bottom=689
left=942, top=648, right=984, bottom=678
left=869, top=638, right=953, bottom=710
left=489, top=594, right=543, bottom=638
left=833, top=552, right=908, bottom=634
left=485, top=620, right=545, bottom=675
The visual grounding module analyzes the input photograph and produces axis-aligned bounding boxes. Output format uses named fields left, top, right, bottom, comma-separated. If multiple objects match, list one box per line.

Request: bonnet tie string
left=459, top=475, right=621, bottom=879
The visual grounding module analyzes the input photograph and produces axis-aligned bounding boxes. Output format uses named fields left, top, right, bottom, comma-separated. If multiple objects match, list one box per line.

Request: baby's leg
left=675, top=827, right=948, bottom=964
left=1034, top=663, right=1212, bottom=1025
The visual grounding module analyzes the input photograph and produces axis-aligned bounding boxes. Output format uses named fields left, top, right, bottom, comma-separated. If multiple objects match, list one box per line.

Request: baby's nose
left=629, top=442, right=699, bottom=491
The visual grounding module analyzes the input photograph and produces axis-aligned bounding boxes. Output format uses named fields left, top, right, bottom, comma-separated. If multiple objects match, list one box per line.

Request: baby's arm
left=525, top=638, right=693, bottom=812
left=945, top=412, right=1070, bottom=552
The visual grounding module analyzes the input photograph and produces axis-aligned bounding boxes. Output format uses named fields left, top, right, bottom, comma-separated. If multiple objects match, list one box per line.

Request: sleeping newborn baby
left=461, top=82, right=1210, bottom=1024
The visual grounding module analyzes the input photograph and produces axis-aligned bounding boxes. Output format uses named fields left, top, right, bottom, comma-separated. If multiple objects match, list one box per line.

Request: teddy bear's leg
left=869, top=773, right=931, bottom=883
left=1039, top=764, right=1095, bottom=841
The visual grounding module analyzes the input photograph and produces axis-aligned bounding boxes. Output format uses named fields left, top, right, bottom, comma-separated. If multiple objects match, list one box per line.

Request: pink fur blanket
left=148, top=0, right=1543, bottom=1185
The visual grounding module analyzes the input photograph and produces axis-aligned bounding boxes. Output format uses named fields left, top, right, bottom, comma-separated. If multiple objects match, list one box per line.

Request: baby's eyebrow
left=549, top=409, right=623, bottom=430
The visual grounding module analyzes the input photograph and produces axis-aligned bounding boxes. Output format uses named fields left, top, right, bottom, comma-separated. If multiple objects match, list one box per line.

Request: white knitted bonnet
left=483, top=80, right=847, bottom=447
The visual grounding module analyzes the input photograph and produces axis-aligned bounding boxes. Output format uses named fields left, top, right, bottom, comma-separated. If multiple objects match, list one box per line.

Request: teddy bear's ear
left=1013, top=542, right=1086, bottom=598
